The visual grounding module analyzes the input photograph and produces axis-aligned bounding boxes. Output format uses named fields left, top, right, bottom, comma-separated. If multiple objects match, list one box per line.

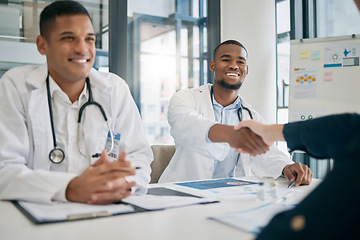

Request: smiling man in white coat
left=0, top=0, right=152, bottom=204
left=159, top=40, right=312, bottom=187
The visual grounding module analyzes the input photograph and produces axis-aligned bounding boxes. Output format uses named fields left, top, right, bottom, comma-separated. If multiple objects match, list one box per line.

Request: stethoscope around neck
left=46, top=75, right=114, bottom=164
left=210, top=85, right=253, bottom=121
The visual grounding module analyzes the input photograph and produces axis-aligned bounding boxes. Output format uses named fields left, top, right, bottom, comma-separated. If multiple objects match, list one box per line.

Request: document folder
left=13, top=200, right=135, bottom=224
left=13, top=187, right=218, bottom=224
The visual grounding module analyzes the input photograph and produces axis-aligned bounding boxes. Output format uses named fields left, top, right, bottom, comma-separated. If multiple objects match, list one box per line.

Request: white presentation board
left=288, top=35, right=360, bottom=122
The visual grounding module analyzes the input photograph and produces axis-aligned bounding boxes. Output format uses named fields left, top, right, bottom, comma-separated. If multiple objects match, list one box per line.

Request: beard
left=217, top=79, right=243, bottom=90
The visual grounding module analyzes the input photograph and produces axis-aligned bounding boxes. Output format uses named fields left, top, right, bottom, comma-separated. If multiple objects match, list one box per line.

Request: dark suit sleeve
left=283, top=113, right=360, bottom=160
left=257, top=113, right=360, bottom=240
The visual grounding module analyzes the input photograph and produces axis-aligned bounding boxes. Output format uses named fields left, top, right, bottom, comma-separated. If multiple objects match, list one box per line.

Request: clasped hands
left=66, top=150, right=136, bottom=204
left=231, top=120, right=312, bottom=187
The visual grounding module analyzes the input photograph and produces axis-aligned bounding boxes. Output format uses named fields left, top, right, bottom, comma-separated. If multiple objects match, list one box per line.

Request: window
left=0, top=0, right=109, bottom=78
left=126, top=0, right=209, bottom=145
left=316, top=0, right=360, bottom=38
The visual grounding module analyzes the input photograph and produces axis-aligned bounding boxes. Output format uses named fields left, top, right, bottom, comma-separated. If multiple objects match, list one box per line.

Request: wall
left=221, top=0, right=277, bottom=123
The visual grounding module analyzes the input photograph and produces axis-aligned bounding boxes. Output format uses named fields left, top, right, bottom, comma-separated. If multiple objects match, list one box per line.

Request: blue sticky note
left=311, top=51, right=321, bottom=60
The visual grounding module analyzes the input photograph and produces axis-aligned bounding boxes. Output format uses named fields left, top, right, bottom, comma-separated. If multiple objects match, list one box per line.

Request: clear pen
left=288, top=176, right=297, bottom=188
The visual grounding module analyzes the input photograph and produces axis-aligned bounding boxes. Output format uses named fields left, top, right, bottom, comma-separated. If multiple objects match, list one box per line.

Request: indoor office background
left=1, top=0, right=360, bottom=178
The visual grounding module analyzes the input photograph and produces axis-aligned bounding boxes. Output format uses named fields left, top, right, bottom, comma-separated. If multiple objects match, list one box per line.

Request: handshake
left=227, top=120, right=313, bottom=187
left=229, top=120, right=285, bottom=156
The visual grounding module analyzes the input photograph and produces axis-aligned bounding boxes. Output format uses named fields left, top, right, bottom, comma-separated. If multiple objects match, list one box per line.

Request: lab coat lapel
left=27, top=64, right=53, bottom=170
left=196, top=84, right=216, bottom=121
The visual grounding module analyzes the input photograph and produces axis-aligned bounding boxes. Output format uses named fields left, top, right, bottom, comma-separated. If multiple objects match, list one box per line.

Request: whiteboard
left=288, top=35, right=360, bottom=122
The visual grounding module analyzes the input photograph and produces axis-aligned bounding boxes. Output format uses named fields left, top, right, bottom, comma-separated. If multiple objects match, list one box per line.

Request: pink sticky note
left=323, top=71, right=333, bottom=81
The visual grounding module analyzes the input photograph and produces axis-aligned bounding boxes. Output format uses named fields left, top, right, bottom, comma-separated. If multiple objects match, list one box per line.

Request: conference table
left=0, top=177, right=320, bottom=240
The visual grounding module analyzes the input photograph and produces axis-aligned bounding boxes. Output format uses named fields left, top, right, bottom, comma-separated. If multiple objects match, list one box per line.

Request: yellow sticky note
left=300, top=50, right=310, bottom=59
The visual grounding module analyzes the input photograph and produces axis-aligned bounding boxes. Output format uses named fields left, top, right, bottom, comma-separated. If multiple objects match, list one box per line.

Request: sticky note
left=300, top=50, right=310, bottom=59
left=311, top=51, right=321, bottom=60
left=323, top=71, right=333, bottom=81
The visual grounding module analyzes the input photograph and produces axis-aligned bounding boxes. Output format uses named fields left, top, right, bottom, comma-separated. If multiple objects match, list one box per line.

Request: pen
left=67, top=211, right=111, bottom=220
left=288, top=176, right=297, bottom=188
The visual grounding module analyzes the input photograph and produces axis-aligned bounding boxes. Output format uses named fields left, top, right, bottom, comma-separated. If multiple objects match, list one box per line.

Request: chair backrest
left=150, top=145, right=175, bottom=183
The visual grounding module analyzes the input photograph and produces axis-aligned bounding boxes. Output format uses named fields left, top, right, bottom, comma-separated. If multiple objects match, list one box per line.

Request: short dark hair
left=213, top=40, right=247, bottom=59
left=40, top=0, right=91, bottom=39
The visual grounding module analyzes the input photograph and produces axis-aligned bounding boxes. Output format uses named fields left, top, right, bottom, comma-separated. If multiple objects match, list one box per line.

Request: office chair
left=150, top=145, right=175, bottom=183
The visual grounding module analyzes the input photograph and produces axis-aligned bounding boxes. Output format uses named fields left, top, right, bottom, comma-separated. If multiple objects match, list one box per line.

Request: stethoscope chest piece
left=46, top=75, right=113, bottom=163
left=49, top=148, right=65, bottom=164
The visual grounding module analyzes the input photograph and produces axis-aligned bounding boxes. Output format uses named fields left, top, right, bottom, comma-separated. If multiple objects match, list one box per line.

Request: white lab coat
left=0, top=64, right=153, bottom=203
left=159, top=84, right=293, bottom=183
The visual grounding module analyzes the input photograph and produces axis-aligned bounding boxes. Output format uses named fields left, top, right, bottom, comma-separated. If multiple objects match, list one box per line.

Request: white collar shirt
left=48, top=76, right=90, bottom=174
left=211, top=88, right=242, bottom=179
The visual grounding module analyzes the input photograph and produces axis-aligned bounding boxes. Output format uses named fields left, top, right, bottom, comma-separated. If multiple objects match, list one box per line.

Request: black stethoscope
left=46, top=75, right=114, bottom=164
left=210, top=86, right=253, bottom=121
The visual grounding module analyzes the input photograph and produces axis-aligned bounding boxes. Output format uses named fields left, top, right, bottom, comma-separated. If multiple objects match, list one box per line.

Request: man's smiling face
left=37, top=14, right=96, bottom=85
left=210, top=44, right=248, bottom=90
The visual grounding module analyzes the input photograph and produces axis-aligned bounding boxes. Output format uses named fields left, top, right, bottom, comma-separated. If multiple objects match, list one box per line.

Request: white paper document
left=16, top=201, right=134, bottom=223
left=200, top=184, right=259, bottom=199
left=193, top=183, right=302, bottom=200
left=209, top=203, right=294, bottom=235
